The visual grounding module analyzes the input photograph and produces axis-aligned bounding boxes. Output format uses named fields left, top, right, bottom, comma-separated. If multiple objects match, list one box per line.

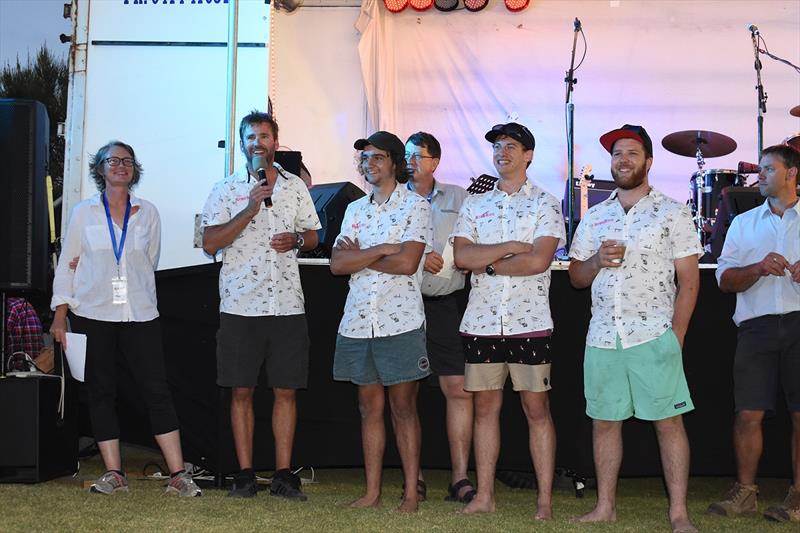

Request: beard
left=611, top=160, right=648, bottom=190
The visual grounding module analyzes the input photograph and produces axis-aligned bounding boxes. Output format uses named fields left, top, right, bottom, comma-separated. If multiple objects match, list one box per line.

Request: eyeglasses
left=405, top=153, right=436, bottom=162
left=105, top=157, right=135, bottom=167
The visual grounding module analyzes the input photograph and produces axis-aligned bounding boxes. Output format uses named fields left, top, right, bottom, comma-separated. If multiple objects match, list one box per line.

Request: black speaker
left=302, top=182, right=366, bottom=257
left=274, top=150, right=302, bottom=177
left=0, top=375, right=78, bottom=483
left=0, top=99, right=50, bottom=291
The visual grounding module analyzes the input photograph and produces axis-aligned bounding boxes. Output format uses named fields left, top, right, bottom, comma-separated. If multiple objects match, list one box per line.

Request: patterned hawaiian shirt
left=201, top=164, right=321, bottom=317
left=451, top=179, right=565, bottom=336
left=569, top=187, right=703, bottom=349
left=336, top=182, right=433, bottom=338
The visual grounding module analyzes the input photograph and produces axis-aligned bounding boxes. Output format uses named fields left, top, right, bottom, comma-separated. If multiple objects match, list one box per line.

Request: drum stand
left=692, top=145, right=708, bottom=245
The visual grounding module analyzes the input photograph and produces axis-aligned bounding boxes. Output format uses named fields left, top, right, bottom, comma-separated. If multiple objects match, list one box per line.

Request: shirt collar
left=407, top=178, right=439, bottom=202
left=492, top=177, right=533, bottom=196
left=758, top=197, right=800, bottom=219
left=90, top=191, right=142, bottom=207
left=369, top=180, right=402, bottom=205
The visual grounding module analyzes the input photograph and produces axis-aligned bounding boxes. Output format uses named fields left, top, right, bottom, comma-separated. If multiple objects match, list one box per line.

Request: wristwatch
left=485, top=263, right=496, bottom=276
left=294, top=232, right=304, bottom=250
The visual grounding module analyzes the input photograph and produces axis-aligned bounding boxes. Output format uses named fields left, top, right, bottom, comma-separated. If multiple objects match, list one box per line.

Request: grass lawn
left=0, top=445, right=795, bottom=532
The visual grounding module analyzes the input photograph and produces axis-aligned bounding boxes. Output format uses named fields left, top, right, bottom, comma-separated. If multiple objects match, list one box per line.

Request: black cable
left=758, top=33, right=800, bottom=74
left=573, top=28, right=588, bottom=71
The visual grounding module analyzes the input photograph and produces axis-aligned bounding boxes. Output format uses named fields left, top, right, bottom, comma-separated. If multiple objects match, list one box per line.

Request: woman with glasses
left=50, top=141, right=200, bottom=497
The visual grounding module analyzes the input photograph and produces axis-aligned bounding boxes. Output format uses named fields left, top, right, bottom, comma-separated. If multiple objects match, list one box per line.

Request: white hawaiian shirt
left=569, top=187, right=703, bottom=349
left=336, top=182, right=433, bottom=338
left=451, top=179, right=566, bottom=336
left=201, top=164, right=321, bottom=317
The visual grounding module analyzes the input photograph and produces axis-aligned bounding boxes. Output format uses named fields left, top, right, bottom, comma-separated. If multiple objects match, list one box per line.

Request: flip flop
left=445, top=478, right=477, bottom=503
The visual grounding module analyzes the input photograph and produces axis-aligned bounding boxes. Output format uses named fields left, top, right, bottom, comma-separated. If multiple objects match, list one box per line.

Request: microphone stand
left=750, top=27, right=767, bottom=158
left=563, top=18, right=581, bottom=254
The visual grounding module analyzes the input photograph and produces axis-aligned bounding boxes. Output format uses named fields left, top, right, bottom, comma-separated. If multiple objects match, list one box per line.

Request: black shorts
left=734, top=311, right=800, bottom=414
left=423, top=292, right=467, bottom=377
left=216, top=313, right=310, bottom=389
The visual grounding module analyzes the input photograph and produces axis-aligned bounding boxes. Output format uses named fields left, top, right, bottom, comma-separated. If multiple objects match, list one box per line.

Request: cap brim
left=600, top=130, right=646, bottom=154
left=353, top=138, right=370, bottom=150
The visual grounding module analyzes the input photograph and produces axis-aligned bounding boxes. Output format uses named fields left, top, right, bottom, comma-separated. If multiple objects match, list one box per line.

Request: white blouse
left=51, top=192, right=161, bottom=322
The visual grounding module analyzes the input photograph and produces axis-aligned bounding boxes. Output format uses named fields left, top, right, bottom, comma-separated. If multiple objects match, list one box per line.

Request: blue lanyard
left=102, top=191, right=131, bottom=265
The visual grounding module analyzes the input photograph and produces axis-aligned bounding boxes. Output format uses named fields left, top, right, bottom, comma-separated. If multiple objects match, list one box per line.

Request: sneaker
left=90, top=471, right=129, bottom=495
left=764, top=486, right=800, bottom=522
left=269, top=469, right=307, bottom=501
left=227, top=475, right=258, bottom=498
left=166, top=471, right=202, bottom=497
left=707, top=482, right=758, bottom=517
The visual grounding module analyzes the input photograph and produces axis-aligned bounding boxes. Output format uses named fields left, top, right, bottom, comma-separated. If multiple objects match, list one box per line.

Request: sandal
left=445, top=478, right=477, bottom=503
left=400, top=479, right=427, bottom=502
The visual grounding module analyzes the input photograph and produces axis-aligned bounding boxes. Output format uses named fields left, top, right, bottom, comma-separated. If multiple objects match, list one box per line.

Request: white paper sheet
left=64, top=332, right=87, bottom=382
left=434, top=241, right=456, bottom=279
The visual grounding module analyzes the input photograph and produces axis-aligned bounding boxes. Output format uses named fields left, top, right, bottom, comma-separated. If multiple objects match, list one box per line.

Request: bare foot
left=670, top=517, right=698, bottom=533
left=349, top=494, right=382, bottom=508
left=571, top=507, right=616, bottom=523
left=534, top=508, right=553, bottom=520
left=460, top=497, right=496, bottom=514
left=397, top=497, right=419, bottom=513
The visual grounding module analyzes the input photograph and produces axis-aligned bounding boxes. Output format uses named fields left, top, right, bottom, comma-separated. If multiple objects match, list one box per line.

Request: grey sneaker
left=166, top=471, right=202, bottom=497
left=90, top=471, right=129, bottom=495
left=707, top=482, right=758, bottom=517
left=764, top=485, right=800, bottom=522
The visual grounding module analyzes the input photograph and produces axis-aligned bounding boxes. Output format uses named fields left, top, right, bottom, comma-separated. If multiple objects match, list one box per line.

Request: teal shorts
left=333, top=326, right=431, bottom=386
left=583, top=329, right=694, bottom=421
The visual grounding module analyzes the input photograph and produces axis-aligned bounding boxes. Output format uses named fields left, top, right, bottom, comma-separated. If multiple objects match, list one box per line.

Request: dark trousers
left=69, top=314, right=179, bottom=442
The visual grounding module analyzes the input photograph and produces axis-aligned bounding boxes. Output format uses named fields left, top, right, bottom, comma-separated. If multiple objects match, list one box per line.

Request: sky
left=0, top=0, right=71, bottom=67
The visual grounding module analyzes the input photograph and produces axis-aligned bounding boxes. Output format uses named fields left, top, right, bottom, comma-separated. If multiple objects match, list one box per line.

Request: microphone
left=746, top=23, right=759, bottom=34
left=737, top=161, right=761, bottom=174
left=252, top=155, right=272, bottom=208
left=574, top=17, right=581, bottom=31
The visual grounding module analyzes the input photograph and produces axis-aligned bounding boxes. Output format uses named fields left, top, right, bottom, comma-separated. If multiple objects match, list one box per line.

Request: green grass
left=0, top=445, right=795, bottom=532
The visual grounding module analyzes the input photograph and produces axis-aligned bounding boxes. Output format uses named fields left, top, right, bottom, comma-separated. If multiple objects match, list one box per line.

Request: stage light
left=384, top=0, right=409, bottom=12
left=504, top=0, right=529, bottom=12
left=434, top=0, right=458, bottom=10
left=463, top=0, right=488, bottom=12
left=409, top=0, right=434, bottom=10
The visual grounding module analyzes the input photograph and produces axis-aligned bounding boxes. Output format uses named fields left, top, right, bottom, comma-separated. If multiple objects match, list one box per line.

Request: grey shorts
left=333, top=326, right=432, bottom=386
left=216, top=313, right=310, bottom=389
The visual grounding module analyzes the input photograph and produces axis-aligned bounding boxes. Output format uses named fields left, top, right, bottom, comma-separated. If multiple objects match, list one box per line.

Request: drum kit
left=661, top=104, right=800, bottom=247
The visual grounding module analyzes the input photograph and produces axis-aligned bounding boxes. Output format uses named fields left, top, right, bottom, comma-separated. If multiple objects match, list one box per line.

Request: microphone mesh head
left=252, top=155, right=268, bottom=171
left=434, top=0, right=458, bottom=10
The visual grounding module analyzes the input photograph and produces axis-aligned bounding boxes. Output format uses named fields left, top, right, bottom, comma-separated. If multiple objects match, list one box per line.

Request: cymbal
left=790, top=105, right=800, bottom=117
left=661, top=130, right=737, bottom=158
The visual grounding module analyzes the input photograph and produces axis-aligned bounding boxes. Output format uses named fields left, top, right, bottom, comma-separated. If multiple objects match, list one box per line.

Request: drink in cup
left=611, top=239, right=627, bottom=264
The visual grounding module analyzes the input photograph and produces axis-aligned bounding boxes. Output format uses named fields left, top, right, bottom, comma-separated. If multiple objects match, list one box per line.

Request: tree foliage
left=0, top=45, right=69, bottom=197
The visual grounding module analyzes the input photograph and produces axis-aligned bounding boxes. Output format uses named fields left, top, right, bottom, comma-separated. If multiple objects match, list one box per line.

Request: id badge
left=111, top=276, right=128, bottom=305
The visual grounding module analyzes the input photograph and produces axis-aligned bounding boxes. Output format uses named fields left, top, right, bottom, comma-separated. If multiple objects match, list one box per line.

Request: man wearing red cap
left=569, top=125, right=702, bottom=533
left=330, top=131, right=433, bottom=512
left=452, top=122, right=565, bottom=518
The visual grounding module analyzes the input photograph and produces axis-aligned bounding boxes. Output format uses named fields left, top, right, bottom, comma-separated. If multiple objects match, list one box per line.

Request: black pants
left=70, top=314, right=179, bottom=442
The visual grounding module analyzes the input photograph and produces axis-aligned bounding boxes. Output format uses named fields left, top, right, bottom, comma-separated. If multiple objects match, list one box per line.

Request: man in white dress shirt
left=569, top=124, right=702, bottom=533
left=201, top=110, right=321, bottom=499
left=452, top=122, right=565, bottom=518
left=405, top=131, right=475, bottom=504
left=330, top=131, right=433, bottom=513
left=708, top=144, right=800, bottom=523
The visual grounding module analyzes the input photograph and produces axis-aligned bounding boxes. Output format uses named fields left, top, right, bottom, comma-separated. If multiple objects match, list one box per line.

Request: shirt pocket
left=84, top=225, right=112, bottom=251
left=133, top=226, right=149, bottom=251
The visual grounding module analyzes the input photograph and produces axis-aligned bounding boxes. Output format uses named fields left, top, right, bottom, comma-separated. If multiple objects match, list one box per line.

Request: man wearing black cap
left=330, top=131, right=433, bottom=512
left=452, top=122, right=565, bottom=517
left=569, top=125, right=702, bottom=533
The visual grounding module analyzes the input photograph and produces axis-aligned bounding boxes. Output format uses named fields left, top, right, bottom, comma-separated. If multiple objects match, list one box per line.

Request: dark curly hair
left=88, top=141, right=143, bottom=191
